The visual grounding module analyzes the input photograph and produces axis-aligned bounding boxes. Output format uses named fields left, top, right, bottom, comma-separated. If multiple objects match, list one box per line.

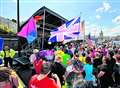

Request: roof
left=20, top=6, right=68, bottom=31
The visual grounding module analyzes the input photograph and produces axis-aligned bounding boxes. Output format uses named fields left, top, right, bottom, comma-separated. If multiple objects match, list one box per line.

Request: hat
left=33, top=49, right=39, bottom=54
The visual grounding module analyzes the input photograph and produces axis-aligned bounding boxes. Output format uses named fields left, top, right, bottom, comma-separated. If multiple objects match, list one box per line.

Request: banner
left=0, top=37, right=4, bottom=51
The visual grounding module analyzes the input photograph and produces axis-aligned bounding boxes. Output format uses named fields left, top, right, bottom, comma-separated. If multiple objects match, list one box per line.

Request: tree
left=11, top=19, right=17, bottom=23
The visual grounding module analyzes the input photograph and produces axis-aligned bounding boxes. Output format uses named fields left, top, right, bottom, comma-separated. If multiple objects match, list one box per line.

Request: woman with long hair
left=0, top=67, right=19, bottom=88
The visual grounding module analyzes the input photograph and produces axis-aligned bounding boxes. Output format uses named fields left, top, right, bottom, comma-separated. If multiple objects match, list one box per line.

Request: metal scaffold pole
left=42, top=9, right=45, bottom=50
left=17, top=0, right=21, bottom=56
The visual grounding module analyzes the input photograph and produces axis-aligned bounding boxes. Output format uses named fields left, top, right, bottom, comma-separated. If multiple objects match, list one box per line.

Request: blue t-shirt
left=83, top=64, right=93, bottom=81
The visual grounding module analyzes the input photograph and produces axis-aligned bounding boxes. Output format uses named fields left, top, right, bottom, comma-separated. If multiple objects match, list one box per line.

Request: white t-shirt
left=29, top=54, right=36, bottom=63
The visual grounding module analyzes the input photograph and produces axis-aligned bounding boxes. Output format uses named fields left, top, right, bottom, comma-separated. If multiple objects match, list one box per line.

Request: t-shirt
left=34, top=59, right=43, bottom=74
left=51, top=62, right=66, bottom=85
left=79, top=55, right=86, bottom=64
left=29, top=75, right=58, bottom=88
left=83, top=64, right=93, bottom=81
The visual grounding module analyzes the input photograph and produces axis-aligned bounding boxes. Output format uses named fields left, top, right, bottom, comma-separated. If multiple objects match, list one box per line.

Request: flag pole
left=42, top=9, right=45, bottom=50
left=78, top=12, right=82, bottom=40
left=17, top=0, right=20, bottom=56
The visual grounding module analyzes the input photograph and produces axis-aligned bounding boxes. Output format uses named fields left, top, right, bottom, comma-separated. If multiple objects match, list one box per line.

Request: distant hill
left=0, top=16, right=17, bottom=33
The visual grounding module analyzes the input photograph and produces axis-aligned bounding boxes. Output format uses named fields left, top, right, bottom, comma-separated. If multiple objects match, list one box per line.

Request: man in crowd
left=3, top=46, right=15, bottom=68
left=51, top=56, right=66, bottom=86
left=0, top=49, right=4, bottom=65
left=29, top=61, right=61, bottom=88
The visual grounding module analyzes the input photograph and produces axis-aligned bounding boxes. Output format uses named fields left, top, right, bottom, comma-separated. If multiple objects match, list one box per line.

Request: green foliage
left=11, top=19, right=17, bottom=23
left=0, top=23, right=16, bottom=34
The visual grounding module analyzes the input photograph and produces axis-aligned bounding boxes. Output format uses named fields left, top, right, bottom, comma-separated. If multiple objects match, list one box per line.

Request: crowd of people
left=29, top=42, right=120, bottom=88
left=0, top=42, right=120, bottom=88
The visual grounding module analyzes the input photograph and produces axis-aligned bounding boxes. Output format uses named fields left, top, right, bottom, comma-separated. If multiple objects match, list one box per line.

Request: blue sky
left=0, top=0, right=120, bottom=36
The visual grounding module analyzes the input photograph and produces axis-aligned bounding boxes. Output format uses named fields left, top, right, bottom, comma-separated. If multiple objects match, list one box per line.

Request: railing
left=21, top=37, right=41, bottom=57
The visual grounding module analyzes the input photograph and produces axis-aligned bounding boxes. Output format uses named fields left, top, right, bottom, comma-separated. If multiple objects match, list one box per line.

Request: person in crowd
left=65, top=59, right=75, bottom=88
left=79, top=52, right=86, bottom=65
left=0, top=67, right=19, bottom=88
left=66, top=45, right=73, bottom=58
left=29, top=49, right=43, bottom=74
left=51, top=56, right=66, bottom=86
left=29, top=61, right=61, bottom=88
left=3, top=46, right=16, bottom=68
left=83, top=56, right=94, bottom=88
left=70, top=43, right=76, bottom=55
left=78, top=44, right=84, bottom=56
left=113, top=55, right=120, bottom=87
left=33, top=57, right=43, bottom=74
left=93, top=52, right=102, bottom=69
left=0, top=50, right=4, bottom=65
left=98, top=56, right=114, bottom=88
left=108, top=51, right=116, bottom=69
left=72, top=53, right=83, bottom=72
left=29, top=49, right=39, bottom=64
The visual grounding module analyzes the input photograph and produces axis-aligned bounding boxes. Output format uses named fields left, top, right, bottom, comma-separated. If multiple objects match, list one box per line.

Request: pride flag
left=17, top=17, right=37, bottom=43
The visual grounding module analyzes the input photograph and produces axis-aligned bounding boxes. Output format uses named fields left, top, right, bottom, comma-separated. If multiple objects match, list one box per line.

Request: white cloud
left=109, top=10, right=117, bottom=14
left=96, top=15, right=101, bottom=20
left=96, top=2, right=111, bottom=13
left=85, top=24, right=99, bottom=36
left=112, top=16, right=120, bottom=24
left=102, top=25, right=120, bottom=36
left=103, top=2, right=111, bottom=11
left=86, top=23, right=120, bottom=36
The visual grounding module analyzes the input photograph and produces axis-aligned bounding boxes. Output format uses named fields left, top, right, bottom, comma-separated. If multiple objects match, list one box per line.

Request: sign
left=0, top=38, right=4, bottom=51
